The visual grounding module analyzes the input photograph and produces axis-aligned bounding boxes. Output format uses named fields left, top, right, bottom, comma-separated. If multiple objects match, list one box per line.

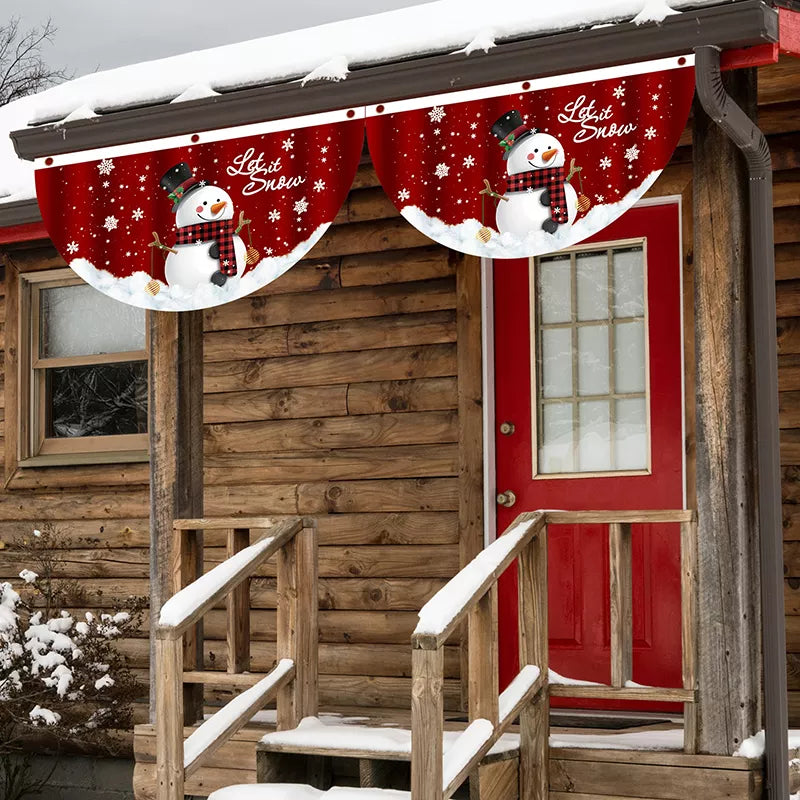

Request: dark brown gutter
left=695, top=44, right=789, bottom=800
left=0, top=198, right=41, bottom=226
left=10, top=0, right=777, bottom=161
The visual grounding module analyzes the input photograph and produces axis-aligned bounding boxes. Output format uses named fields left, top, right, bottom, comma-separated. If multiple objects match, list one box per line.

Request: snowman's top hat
left=491, top=110, right=538, bottom=160
left=160, top=162, right=204, bottom=212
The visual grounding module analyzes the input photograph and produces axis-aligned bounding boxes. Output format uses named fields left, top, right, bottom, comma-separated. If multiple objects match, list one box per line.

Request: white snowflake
left=624, top=144, right=640, bottom=163
left=397, top=188, right=411, bottom=202
left=652, top=93, right=660, bottom=101
left=102, top=215, right=118, bottom=231
left=102, top=181, right=110, bottom=188
left=282, top=136, right=294, bottom=151
left=652, top=104, right=659, bottom=111
left=294, top=197, right=309, bottom=215
left=613, top=85, right=625, bottom=99
left=320, top=146, right=328, bottom=154
left=268, top=209, right=281, bottom=222
left=595, top=194, right=605, bottom=203
left=313, top=179, right=326, bottom=193
left=97, top=158, right=115, bottom=175
left=139, top=174, right=147, bottom=183
left=433, top=128, right=441, bottom=136
left=132, top=208, right=144, bottom=221
left=470, top=122, right=478, bottom=130
left=600, top=156, right=612, bottom=170
left=644, top=127, right=657, bottom=140
left=428, top=105, right=446, bottom=123
left=265, top=247, right=274, bottom=255
left=66, top=241, right=79, bottom=254
left=463, top=155, right=476, bottom=168
left=434, top=162, right=450, bottom=179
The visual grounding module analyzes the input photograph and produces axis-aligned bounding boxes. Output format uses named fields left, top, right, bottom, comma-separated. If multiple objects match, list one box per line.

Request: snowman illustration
left=490, top=110, right=578, bottom=238
left=150, top=162, right=253, bottom=291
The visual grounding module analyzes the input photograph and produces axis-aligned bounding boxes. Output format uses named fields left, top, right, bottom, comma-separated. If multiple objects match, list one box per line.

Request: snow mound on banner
left=401, top=171, right=661, bottom=260
left=68, top=224, right=328, bottom=312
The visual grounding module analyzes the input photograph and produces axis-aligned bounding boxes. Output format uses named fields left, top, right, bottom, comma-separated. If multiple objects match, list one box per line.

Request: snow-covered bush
left=0, top=526, right=143, bottom=799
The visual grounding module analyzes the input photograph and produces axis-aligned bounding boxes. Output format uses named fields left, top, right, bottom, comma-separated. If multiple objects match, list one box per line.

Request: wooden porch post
left=692, top=68, right=762, bottom=754
left=149, top=310, right=205, bottom=721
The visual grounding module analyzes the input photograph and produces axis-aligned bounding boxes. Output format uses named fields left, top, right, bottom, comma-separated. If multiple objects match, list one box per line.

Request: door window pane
left=534, top=243, right=649, bottom=475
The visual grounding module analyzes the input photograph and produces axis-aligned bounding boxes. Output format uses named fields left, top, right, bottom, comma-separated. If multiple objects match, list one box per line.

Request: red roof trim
left=0, top=221, right=48, bottom=245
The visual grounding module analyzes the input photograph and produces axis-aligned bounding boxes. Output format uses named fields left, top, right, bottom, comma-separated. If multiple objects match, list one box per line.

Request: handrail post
left=468, top=584, right=499, bottom=725
left=276, top=517, right=319, bottom=728
left=226, top=527, right=251, bottom=674
left=411, top=645, right=444, bottom=800
left=173, top=525, right=204, bottom=723
left=609, top=522, right=633, bottom=688
left=681, top=517, right=699, bottom=753
left=519, top=524, right=549, bottom=800
left=156, top=633, right=185, bottom=800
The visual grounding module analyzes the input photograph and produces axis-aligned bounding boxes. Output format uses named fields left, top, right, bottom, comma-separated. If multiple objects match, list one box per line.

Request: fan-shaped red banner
left=35, top=110, right=365, bottom=311
left=366, top=56, right=695, bottom=258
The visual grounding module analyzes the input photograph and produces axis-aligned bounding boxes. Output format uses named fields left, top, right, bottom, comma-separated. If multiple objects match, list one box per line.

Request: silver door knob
left=496, top=490, right=517, bottom=508
left=500, top=421, right=516, bottom=436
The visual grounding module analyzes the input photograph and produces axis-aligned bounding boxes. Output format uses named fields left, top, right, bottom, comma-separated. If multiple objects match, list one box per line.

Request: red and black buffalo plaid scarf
left=175, top=219, right=238, bottom=276
left=506, top=165, right=569, bottom=224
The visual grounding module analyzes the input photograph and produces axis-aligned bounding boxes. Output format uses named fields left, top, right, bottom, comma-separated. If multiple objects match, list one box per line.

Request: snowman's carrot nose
left=542, top=148, right=559, bottom=162
left=211, top=200, right=227, bottom=214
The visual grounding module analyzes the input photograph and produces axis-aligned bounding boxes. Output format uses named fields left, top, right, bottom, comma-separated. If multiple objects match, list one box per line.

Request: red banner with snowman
left=365, top=56, right=695, bottom=258
left=34, top=109, right=365, bottom=311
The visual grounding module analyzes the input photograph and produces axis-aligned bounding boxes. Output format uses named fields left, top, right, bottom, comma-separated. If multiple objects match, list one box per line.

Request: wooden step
left=208, top=786, right=411, bottom=800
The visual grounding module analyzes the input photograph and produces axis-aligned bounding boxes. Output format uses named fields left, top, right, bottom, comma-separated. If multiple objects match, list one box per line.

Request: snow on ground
left=1, top=0, right=729, bottom=205
left=735, top=729, right=800, bottom=758
left=69, top=223, right=328, bottom=311
left=401, top=171, right=661, bottom=260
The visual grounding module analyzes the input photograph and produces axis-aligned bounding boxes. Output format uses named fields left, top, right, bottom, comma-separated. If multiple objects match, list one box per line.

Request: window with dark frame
left=533, top=241, right=650, bottom=477
left=19, top=270, right=148, bottom=464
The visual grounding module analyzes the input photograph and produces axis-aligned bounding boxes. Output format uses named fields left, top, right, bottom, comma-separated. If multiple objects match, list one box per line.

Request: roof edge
left=10, top=0, right=779, bottom=162
left=0, top=198, right=42, bottom=230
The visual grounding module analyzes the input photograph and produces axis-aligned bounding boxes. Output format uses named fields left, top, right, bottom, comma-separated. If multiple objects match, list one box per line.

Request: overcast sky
left=6, top=0, right=435, bottom=80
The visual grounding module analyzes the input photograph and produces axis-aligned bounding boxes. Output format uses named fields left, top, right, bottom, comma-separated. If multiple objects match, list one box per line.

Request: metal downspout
left=694, top=45, right=788, bottom=800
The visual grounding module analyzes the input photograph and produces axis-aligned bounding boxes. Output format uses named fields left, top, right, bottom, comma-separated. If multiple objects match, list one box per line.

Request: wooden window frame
left=15, top=268, right=149, bottom=468
left=530, top=237, right=652, bottom=479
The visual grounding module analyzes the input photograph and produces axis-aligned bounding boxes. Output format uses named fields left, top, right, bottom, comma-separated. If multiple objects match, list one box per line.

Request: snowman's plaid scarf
left=174, top=220, right=238, bottom=276
left=505, top=166, right=569, bottom=224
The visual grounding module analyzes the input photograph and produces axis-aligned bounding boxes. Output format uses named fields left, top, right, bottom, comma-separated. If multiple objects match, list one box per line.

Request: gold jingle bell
left=145, top=279, right=162, bottom=296
left=476, top=226, right=493, bottom=244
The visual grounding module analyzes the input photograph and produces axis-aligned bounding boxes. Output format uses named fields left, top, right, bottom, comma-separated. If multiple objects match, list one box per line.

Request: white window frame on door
left=481, top=195, right=687, bottom=546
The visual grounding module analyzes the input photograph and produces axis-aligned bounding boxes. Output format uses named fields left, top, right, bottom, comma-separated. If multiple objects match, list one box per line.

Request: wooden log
left=411, top=647, right=444, bottom=800
left=333, top=186, right=398, bottom=225
left=609, top=522, right=633, bottom=688
left=681, top=518, right=699, bottom=754
left=226, top=528, right=250, bottom=674
left=204, top=325, right=289, bottom=362
left=204, top=276, right=455, bottom=333
left=347, top=377, right=458, bottom=415
left=776, top=243, right=800, bottom=281
left=309, top=217, right=431, bottom=260
left=204, top=342, right=457, bottom=393
left=340, top=246, right=455, bottom=287
left=204, top=410, right=458, bottom=455
left=203, top=443, right=458, bottom=484
left=692, top=70, right=761, bottom=754
left=204, top=385, right=349, bottom=424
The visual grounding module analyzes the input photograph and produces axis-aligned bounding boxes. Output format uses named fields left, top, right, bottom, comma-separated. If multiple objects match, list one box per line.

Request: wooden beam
left=609, top=522, right=633, bottom=688
left=226, top=528, right=251, bottom=674
left=692, top=68, right=762, bottom=754
left=149, top=310, right=204, bottom=722
left=457, top=253, right=484, bottom=713
left=411, top=647, right=444, bottom=800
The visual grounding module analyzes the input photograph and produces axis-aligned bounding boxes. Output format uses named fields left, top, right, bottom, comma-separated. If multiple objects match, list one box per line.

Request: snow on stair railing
left=154, top=515, right=319, bottom=800
left=410, top=511, right=549, bottom=800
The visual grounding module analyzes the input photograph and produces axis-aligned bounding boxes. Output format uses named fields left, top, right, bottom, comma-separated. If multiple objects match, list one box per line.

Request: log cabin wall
left=0, top=52, right=798, bottom=751
left=0, top=161, right=470, bottom=737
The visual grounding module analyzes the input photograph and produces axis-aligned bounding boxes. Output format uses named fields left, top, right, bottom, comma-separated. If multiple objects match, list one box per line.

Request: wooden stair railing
left=544, top=510, right=699, bottom=753
left=155, top=515, right=318, bottom=800
left=411, top=511, right=550, bottom=800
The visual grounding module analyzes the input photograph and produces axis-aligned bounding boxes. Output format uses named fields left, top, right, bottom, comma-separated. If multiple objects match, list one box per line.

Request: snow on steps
left=209, top=786, right=410, bottom=799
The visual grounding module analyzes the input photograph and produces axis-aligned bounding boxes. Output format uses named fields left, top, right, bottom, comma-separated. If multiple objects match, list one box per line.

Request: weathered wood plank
left=347, top=377, right=458, bottom=414
left=340, top=247, right=456, bottom=287
left=204, top=385, right=349, bottom=423
left=412, top=647, right=445, bottom=800
left=204, top=277, right=455, bottom=332
left=692, top=71, right=761, bottom=754
left=205, top=410, right=458, bottom=454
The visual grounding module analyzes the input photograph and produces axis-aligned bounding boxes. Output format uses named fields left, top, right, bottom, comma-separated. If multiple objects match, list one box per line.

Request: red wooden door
left=494, top=202, right=685, bottom=706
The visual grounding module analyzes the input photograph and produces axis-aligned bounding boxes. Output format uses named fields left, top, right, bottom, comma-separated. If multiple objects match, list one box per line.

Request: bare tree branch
left=0, top=17, right=69, bottom=108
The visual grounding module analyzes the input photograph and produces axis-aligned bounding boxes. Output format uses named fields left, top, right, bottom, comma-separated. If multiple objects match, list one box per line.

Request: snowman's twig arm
left=565, top=158, right=582, bottom=183
left=149, top=232, right=177, bottom=255
left=235, top=211, right=252, bottom=235
left=479, top=179, right=509, bottom=203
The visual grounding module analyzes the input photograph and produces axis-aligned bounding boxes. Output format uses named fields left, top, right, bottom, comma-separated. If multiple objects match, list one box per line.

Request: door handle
left=496, top=490, right=517, bottom=508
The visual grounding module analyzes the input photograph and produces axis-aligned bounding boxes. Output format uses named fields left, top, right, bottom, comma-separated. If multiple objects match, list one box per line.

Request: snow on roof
left=0, top=0, right=729, bottom=207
